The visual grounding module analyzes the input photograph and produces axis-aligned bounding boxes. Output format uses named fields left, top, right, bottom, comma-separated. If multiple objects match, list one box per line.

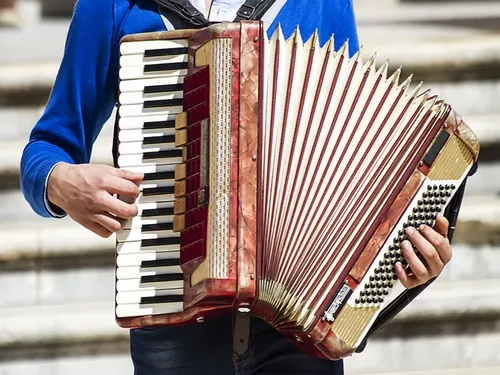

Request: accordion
left=112, top=21, right=479, bottom=359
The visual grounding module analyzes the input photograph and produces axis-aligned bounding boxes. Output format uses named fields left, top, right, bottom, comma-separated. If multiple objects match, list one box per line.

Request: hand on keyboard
left=47, top=163, right=143, bottom=238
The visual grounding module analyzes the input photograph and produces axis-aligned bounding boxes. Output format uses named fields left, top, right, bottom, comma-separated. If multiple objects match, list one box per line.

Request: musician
left=20, top=0, right=453, bottom=374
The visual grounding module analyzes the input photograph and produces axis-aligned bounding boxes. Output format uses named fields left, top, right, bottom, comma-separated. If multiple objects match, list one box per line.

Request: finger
left=79, top=219, right=113, bottom=238
left=97, top=192, right=138, bottom=219
left=419, top=224, right=453, bottom=265
left=111, top=167, right=144, bottom=182
left=93, top=212, right=126, bottom=233
left=405, top=227, right=444, bottom=277
left=433, top=216, right=449, bottom=239
left=395, top=261, right=420, bottom=289
left=104, top=176, right=141, bottom=199
left=400, top=239, right=431, bottom=282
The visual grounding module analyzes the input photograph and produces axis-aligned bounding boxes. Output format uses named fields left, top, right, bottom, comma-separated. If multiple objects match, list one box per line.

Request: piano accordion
left=112, top=21, right=480, bottom=359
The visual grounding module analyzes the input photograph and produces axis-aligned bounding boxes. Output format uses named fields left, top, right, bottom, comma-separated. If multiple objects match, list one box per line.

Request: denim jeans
left=130, top=316, right=344, bottom=375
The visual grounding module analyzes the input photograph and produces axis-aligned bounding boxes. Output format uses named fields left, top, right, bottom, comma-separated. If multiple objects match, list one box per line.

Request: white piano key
left=116, top=288, right=183, bottom=305
left=140, top=180, right=175, bottom=190
left=119, top=66, right=187, bottom=81
left=119, top=76, right=184, bottom=93
left=117, top=251, right=180, bottom=267
left=119, top=90, right=183, bottom=105
left=117, top=241, right=180, bottom=255
left=116, top=265, right=182, bottom=280
left=122, top=163, right=177, bottom=175
left=116, top=301, right=184, bottom=318
left=119, top=103, right=183, bottom=117
left=120, top=189, right=176, bottom=205
left=118, top=141, right=176, bottom=155
left=116, top=278, right=184, bottom=293
left=124, top=214, right=174, bottom=229
left=117, top=227, right=178, bottom=242
left=120, top=53, right=187, bottom=68
left=120, top=39, right=188, bottom=55
left=118, top=128, right=176, bottom=142
left=117, top=154, right=182, bottom=168
left=118, top=114, right=176, bottom=130
left=135, top=200, right=174, bottom=214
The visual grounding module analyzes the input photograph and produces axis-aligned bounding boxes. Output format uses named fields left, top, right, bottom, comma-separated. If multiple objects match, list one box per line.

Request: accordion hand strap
left=150, top=0, right=278, bottom=27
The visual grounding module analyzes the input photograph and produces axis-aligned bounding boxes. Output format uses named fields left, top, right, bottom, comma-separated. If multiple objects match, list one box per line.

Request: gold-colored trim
left=182, top=147, right=187, bottom=162
left=456, top=120, right=480, bottom=160
left=174, top=181, right=186, bottom=198
left=175, top=129, right=187, bottom=147
left=174, top=198, right=186, bottom=215
left=175, top=112, right=187, bottom=130
left=331, top=305, right=379, bottom=348
left=427, top=134, right=474, bottom=180
left=173, top=215, right=185, bottom=232
left=175, top=164, right=186, bottom=181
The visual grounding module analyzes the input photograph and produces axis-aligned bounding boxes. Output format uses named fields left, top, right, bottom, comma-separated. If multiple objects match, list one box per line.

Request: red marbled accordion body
left=115, top=21, right=479, bottom=360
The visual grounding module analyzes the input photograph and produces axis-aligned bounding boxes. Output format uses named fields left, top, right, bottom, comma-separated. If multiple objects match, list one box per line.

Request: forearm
left=19, top=0, right=119, bottom=218
left=20, top=141, right=75, bottom=217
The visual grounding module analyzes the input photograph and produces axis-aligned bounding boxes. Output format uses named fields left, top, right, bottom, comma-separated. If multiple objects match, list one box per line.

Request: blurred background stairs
left=0, top=0, right=500, bottom=374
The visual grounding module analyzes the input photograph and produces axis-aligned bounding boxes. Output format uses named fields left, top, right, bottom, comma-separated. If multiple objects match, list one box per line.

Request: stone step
left=0, top=354, right=132, bottom=375
left=345, top=280, right=500, bottom=374
left=0, top=278, right=498, bottom=368
left=2, top=35, right=500, bottom=106
left=359, top=368, right=500, bottom=375
left=0, top=108, right=496, bottom=191
left=0, top=195, right=498, bottom=310
left=355, top=0, right=500, bottom=24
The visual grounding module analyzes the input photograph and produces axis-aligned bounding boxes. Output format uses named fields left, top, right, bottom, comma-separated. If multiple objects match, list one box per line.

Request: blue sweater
left=20, top=0, right=359, bottom=218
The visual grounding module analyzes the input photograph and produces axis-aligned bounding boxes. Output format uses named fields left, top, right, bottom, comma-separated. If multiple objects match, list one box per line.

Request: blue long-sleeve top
left=20, top=0, right=359, bottom=218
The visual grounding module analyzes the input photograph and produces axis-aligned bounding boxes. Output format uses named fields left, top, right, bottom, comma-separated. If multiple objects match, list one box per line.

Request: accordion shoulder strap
left=151, top=0, right=210, bottom=27
left=233, top=0, right=278, bottom=22
left=150, top=0, right=278, bottom=27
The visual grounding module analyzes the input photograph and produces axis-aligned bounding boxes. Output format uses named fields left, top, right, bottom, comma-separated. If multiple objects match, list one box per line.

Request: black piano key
left=140, top=294, right=184, bottom=305
left=143, top=186, right=175, bottom=196
left=143, top=171, right=175, bottom=181
left=141, top=273, right=184, bottom=283
left=143, top=149, right=182, bottom=160
left=142, top=258, right=180, bottom=268
left=143, top=135, right=176, bottom=145
left=142, top=222, right=174, bottom=232
left=144, top=98, right=183, bottom=109
left=141, top=207, right=175, bottom=217
left=144, top=62, right=188, bottom=73
left=144, top=84, right=184, bottom=94
left=144, top=47, right=188, bottom=58
left=143, top=120, right=176, bottom=130
left=141, top=237, right=180, bottom=248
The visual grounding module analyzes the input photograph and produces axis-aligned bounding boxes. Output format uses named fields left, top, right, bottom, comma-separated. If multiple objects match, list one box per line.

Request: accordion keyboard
left=114, top=38, right=189, bottom=318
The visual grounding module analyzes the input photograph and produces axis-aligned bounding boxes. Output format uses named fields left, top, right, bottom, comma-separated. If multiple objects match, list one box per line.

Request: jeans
left=130, top=316, right=344, bottom=375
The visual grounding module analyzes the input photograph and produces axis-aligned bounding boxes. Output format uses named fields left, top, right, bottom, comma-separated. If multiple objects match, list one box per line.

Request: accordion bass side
left=113, top=21, right=480, bottom=359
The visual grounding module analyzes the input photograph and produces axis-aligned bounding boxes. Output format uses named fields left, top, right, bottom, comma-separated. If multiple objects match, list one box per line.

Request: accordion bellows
left=113, top=21, right=479, bottom=359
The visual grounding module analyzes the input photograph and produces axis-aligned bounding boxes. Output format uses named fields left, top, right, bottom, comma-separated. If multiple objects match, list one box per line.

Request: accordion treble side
left=113, top=21, right=480, bottom=359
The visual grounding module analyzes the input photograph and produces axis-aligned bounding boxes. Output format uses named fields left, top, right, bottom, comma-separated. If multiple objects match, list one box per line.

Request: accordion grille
left=209, top=38, right=233, bottom=279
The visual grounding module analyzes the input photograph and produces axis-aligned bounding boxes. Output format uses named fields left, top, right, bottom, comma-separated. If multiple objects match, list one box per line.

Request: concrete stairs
left=1, top=1, right=500, bottom=374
